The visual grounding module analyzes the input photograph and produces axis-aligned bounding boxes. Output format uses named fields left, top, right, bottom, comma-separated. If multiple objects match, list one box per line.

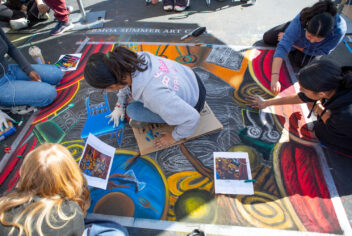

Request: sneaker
left=163, top=0, right=174, bottom=11
left=50, top=21, right=73, bottom=36
left=9, top=17, right=29, bottom=30
left=129, top=119, right=148, bottom=128
left=163, top=5, right=173, bottom=11
left=174, top=5, right=186, bottom=11
left=0, top=106, right=38, bottom=115
left=174, top=0, right=190, bottom=11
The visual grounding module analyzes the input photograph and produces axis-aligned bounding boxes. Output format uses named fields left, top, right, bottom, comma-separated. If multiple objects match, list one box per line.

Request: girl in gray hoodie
left=84, top=46, right=206, bottom=148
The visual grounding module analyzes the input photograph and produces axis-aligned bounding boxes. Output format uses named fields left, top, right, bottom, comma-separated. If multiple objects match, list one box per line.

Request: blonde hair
left=0, top=143, right=90, bottom=236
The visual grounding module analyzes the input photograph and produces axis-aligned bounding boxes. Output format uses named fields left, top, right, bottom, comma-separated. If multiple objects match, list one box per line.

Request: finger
left=107, top=117, right=113, bottom=125
left=246, top=96, right=257, bottom=102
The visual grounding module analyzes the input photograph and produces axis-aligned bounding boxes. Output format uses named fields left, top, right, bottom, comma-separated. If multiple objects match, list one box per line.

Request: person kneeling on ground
left=249, top=60, right=352, bottom=157
left=0, top=143, right=91, bottom=235
left=0, top=27, right=63, bottom=119
left=263, top=0, right=346, bottom=95
left=84, top=46, right=206, bottom=148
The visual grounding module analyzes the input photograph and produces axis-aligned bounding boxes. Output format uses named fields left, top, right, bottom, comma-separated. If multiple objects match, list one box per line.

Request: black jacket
left=310, top=88, right=352, bottom=156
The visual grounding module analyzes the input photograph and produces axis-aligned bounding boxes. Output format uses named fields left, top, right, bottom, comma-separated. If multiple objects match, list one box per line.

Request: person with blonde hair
left=0, top=143, right=90, bottom=236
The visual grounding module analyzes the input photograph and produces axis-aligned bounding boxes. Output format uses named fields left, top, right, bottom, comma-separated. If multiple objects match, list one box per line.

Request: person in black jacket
left=249, top=60, right=352, bottom=157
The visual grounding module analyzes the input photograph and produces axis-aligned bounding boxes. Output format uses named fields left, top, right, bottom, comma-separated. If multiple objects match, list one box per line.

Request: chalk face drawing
left=80, top=144, right=112, bottom=179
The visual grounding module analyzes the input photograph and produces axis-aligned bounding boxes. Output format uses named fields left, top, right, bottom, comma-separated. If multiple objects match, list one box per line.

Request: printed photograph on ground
left=215, top=157, right=248, bottom=180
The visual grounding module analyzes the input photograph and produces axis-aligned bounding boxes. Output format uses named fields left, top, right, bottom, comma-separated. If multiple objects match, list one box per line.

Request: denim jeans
left=126, top=101, right=165, bottom=123
left=0, top=64, right=63, bottom=107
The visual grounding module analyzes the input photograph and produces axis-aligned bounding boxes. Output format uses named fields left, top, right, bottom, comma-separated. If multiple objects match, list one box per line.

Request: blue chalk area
left=88, top=153, right=167, bottom=220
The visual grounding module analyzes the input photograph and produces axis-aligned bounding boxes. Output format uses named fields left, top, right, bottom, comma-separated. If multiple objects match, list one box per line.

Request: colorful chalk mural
left=0, top=40, right=343, bottom=234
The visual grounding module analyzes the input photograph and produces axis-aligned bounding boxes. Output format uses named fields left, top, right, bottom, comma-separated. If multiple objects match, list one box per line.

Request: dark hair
left=84, top=46, right=147, bottom=89
left=298, top=60, right=352, bottom=92
left=300, top=0, right=336, bottom=37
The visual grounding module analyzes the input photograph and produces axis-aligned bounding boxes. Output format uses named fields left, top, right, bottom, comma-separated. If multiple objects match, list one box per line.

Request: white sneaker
left=163, top=5, right=173, bottom=11
left=9, top=18, right=29, bottom=30
left=174, top=0, right=190, bottom=11
left=174, top=5, right=186, bottom=11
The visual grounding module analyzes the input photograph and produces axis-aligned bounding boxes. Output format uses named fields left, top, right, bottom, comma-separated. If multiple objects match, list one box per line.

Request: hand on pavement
left=247, top=96, right=267, bottom=110
left=106, top=104, right=125, bottom=128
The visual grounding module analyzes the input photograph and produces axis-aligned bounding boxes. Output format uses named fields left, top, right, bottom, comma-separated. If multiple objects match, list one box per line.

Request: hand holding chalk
left=0, top=110, right=15, bottom=132
left=181, top=27, right=206, bottom=40
left=29, top=71, right=42, bottom=82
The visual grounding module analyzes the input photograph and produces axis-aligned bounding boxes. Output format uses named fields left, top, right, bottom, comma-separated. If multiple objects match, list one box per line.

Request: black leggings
left=263, top=21, right=314, bottom=68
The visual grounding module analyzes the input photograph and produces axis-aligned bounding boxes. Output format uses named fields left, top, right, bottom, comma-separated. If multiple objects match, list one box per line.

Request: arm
left=271, top=15, right=303, bottom=95
left=106, top=86, right=130, bottom=127
left=116, top=86, right=130, bottom=105
left=270, top=57, right=283, bottom=95
left=0, top=28, right=33, bottom=75
left=249, top=94, right=304, bottom=109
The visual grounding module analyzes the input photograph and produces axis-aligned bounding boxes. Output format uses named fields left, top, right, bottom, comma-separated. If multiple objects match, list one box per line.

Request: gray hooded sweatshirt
left=117, top=51, right=200, bottom=141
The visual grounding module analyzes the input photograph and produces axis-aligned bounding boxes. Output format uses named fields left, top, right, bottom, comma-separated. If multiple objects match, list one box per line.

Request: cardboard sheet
left=132, top=102, right=223, bottom=155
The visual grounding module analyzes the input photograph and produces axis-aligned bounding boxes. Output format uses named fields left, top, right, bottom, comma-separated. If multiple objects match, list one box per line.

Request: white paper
left=213, top=152, right=254, bottom=195
left=79, top=133, right=115, bottom=190
left=55, top=53, right=82, bottom=71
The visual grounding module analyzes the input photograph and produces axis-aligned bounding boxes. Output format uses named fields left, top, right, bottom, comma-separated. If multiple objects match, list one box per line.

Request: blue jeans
left=84, top=218, right=129, bottom=236
left=0, top=64, right=63, bottom=107
left=126, top=101, right=165, bottom=123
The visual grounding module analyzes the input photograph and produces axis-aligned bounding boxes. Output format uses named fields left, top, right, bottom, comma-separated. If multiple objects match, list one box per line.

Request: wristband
left=115, top=104, right=125, bottom=108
